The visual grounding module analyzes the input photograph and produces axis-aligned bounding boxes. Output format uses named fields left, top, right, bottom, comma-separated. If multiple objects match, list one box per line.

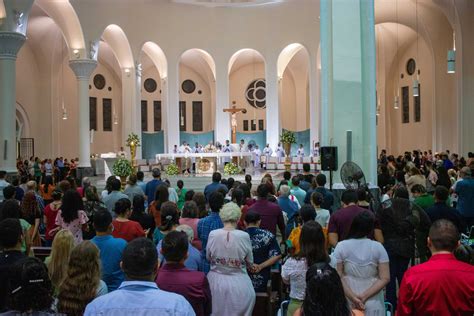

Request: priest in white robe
left=253, top=145, right=262, bottom=168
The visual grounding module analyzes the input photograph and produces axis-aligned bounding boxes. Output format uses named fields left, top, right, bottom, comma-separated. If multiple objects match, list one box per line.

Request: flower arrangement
left=280, top=130, right=297, bottom=144
left=224, top=162, right=241, bottom=175
left=126, top=133, right=140, bottom=147
left=112, top=158, right=133, bottom=177
left=165, top=163, right=180, bottom=176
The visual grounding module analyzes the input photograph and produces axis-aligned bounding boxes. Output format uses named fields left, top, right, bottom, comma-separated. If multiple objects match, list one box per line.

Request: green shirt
left=177, top=188, right=187, bottom=210
left=19, top=219, right=31, bottom=253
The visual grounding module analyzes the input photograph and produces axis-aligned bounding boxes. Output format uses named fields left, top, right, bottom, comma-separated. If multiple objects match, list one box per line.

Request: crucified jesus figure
left=223, top=101, right=247, bottom=143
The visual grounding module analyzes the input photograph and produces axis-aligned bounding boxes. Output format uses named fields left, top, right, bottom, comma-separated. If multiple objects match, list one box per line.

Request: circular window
left=182, top=80, right=196, bottom=94
left=245, top=79, right=266, bottom=109
left=406, top=58, right=416, bottom=76
left=144, top=78, right=157, bottom=93
left=93, top=74, right=106, bottom=90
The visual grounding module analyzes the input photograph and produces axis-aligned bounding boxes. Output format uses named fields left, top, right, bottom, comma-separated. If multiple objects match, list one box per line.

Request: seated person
left=85, top=238, right=194, bottom=315
left=156, top=231, right=212, bottom=316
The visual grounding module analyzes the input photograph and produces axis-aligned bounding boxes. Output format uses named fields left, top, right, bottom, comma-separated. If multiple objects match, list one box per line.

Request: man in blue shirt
left=454, top=167, right=474, bottom=232
left=290, top=176, right=306, bottom=206
left=145, top=168, right=163, bottom=205
left=102, top=178, right=128, bottom=216
left=203, top=172, right=228, bottom=201
left=304, top=173, right=334, bottom=212
left=91, top=210, right=127, bottom=292
left=85, top=237, right=194, bottom=316
left=198, top=192, right=224, bottom=273
left=426, top=186, right=463, bottom=233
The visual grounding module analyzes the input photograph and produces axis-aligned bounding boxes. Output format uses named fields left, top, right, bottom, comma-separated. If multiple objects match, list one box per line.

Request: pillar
left=164, top=59, right=180, bottom=153
left=215, top=61, right=231, bottom=143
left=265, top=56, right=280, bottom=148
left=134, top=62, right=143, bottom=159
left=0, top=32, right=25, bottom=172
left=69, top=59, right=97, bottom=168
left=309, top=56, right=320, bottom=145
left=320, top=0, right=377, bottom=184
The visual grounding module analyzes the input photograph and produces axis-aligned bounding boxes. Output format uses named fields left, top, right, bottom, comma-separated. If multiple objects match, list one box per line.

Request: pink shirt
left=179, top=218, right=202, bottom=250
left=55, top=210, right=88, bottom=245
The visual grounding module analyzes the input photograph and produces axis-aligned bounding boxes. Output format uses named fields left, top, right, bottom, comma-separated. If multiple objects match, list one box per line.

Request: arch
left=16, top=102, right=31, bottom=139
left=277, top=43, right=309, bottom=78
left=100, top=24, right=134, bottom=69
left=34, top=0, right=86, bottom=57
left=180, top=48, right=216, bottom=82
left=141, top=42, right=168, bottom=78
left=228, top=48, right=265, bottom=75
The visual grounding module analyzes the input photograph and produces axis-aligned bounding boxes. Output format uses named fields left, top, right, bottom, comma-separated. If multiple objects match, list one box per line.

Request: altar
left=155, top=152, right=253, bottom=174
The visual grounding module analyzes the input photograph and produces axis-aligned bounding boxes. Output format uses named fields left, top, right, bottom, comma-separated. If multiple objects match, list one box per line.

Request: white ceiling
left=170, top=0, right=287, bottom=8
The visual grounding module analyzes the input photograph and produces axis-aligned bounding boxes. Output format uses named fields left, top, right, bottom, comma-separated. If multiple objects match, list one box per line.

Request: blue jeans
left=386, top=254, right=410, bottom=312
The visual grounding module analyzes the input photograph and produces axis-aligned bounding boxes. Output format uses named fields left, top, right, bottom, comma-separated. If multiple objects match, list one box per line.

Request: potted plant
left=224, top=162, right=241, bottom=175
left=112, top=158, right=133, bottom=189
left=280, top=130, right=297, bottom=157
left=165, top=163, right=180, bottom=176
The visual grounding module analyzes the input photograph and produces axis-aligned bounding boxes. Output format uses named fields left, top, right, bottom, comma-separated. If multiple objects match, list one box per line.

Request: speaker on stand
left=320, top=146, right=338, bottom=191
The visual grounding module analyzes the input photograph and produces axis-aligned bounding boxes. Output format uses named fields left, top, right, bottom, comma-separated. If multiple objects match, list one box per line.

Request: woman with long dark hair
left=112, top=198, right=145, bottom=242
left=55, top=190, right=88, bottom=245
left=148, top=184, right=169, bottom=227
left=179, top=201, right=201, bottom=250
left=153, top=201, right=179, bottom=245
left=57, top=241, right=107, bottom=315
left=130, top=194, right=155, bottom=238
left=40, top=175, right=55, bottom=205
left=436, top=166, right=452, bottom=190
left=334, top=211, right=389, bottom=315
left=83, top=186, right=107, bottom=240
left=281, top=221, right=335, bottom=316
left=192, top=192, right=207, bottom=218
left=295, top=263, right=353, bottom=316
left=20, top=191, right=42, bottom=247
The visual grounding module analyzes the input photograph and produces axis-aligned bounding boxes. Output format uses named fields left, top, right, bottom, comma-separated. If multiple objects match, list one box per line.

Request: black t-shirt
left=0, top=250, right=26, bottom=312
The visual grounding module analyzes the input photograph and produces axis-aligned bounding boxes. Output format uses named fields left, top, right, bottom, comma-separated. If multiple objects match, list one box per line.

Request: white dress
left=333, top=238, right=389, bottom=316
left=207, top=228, right=256, bottom=316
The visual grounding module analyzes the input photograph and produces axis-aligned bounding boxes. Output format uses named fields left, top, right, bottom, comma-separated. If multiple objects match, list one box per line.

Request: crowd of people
left=0, top=149, right=472, bottom=315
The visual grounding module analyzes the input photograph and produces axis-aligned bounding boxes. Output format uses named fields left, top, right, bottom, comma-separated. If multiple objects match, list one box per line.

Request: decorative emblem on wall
left=406, top=58, right=416, bottom=76
left=93, top=74, right=106, bottom=90
left=144, top=78, right=157, bottom=93
left=245, top=79, right=266, bottom=109
left=182, top=79, right=196, bottom=94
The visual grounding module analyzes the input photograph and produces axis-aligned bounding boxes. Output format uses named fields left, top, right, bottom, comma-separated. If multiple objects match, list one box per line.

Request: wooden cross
left=223, top=101, right=247, bottom=143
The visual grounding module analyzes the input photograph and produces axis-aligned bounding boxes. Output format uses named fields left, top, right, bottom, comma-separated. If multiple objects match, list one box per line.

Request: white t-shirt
left=315, top=208, right=330, bottom=228
left=281, top=255, right=336, bottom=300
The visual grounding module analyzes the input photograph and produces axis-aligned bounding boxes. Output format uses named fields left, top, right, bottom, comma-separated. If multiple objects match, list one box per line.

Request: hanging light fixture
left=61, top=41, right=68, bottom=120
left=413, top=0, right=420, bottom=97
left=394, top=0, right=400, bottom=109
left=112, top=76, right=118, bottom=125
left=62, top=101, right=68, bottom=120
left=447, top=0, right=456, bottom=73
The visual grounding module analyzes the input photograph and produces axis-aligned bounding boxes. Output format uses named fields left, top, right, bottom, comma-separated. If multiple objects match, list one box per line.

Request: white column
left=121, top=68, right=135, bottom=146
left=164, top=60, right=180, bottom=153
left=309, top=57, right=320, bottom=144
left=265, top=56, right=280, bottom=148
left=69, top=59, right=97, bottom=168
left=320, top=0, right=377, bottom=184
left=215, top=61, right=231, bottom=143
left=134, top=63, right=143, bottom=159
left=0, top=32, right=25, bottom=172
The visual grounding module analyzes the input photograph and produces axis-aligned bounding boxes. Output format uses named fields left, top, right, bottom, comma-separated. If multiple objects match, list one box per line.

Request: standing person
left=123, top=174, right=145, bottom=202
left=304, top=174, right=334, bottom=212
left=198, top=191, right=225, bottom=274
left=0, top=219, right=26, bottom=312
left=145, top=168, right=163, bottom=205
left=206, top=202, right=255, bottom=316
left=148, top=184, right=170, bottom=227
left=277, top=185, right=300, bottom=237
left=282, top=221, right=336, bottom=316
left=397, top=220, right=474, bottom=315
left=244, top=212, right=281, bottom=293
left=176, top=180, right=188, bottom=210
left=276, top=143, right=285, bottom=163
left=90, top=211, right=127, bottom=292
left=129, top=195, right=155, bottom=238
left=262, top=144, right=273, bottom=169
left=454, top=167, right=474, bottom=231
left=43, top=190, right=62, bottom=246
left=20, top=191, right=42, bottom=247
left=294, top=263, right=353, bottom=316
left=312, top=142, right=320, bottom=159
left=404, top=167, right=426, bottom=196
left=179, top=201, right=202, bottom=250
left=222, top=139, right=232, bottom=166
left=0, top=171, right=10, bottom=202
left=328, top=189, right=384, bottom=247
left=39, top=176, right=55, bottom=206
left=112, top=198, right=146, bottom=242
left=136, top=171, right=147, bottom=195
left=252, top=145, right=262, bottom=169
left=203, top=172, right=228, bottom=201
left=102, top=179, right=128, bottom=217
left=334, top=211, right=390, bottom=315
left=193, top=192, right=208, bottom=218
left=426, top=186, right=463, bottom=232
left=248, top=184, right=286, bottom=238
left=45, top=229, right=75, bottom=293
left=287, top=205, right=316, bottom=255
left=296, top=144, right=305, bottom=158
left=376, top=188, right=419, bottom=312
left=425, top=160, right=438, bottom=193
left=1, top=200, right=31, bottom=255
left=156, top=231, right=212, bottom=316
left=152, top=201, right=180, bottom=245
left=33, top=157, right=42, bottom=185
left=85, top=238, right=195, bottom=316
left=83, top=186, right=108, bottom=240
left=55, top=190, right=89, bottom=245
left=57, top=241, right=108, bottom=315
left=290, top=176, right=306, bottom=206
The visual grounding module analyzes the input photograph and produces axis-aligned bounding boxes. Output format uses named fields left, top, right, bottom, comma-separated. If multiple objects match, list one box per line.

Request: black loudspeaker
left=320, top=146, right=338, bottom=171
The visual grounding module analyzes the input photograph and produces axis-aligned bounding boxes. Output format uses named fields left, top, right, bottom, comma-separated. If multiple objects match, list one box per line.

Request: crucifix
left=223, top=101, right=247, bottom=143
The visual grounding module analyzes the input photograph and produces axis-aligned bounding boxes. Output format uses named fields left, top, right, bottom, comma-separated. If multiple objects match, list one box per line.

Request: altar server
left=253, top=145, right=262, bottom=168
left=297, top=144, right=305, bottom=158
left=222, top=140, right=233, bottom=165
left=276, top=143, right=285, bottom=163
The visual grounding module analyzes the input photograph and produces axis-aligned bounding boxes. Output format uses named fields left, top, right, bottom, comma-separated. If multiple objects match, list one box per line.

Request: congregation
left=0, top=148, right=473, bottom=315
